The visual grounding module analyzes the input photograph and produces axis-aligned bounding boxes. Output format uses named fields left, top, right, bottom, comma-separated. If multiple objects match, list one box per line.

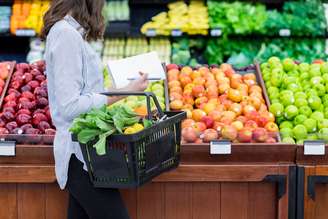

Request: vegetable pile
left=70, top=105, right=153, bottom=155
left=0, top=61, right=56, bottom=135
left=208, top=1, right=326, bottom=37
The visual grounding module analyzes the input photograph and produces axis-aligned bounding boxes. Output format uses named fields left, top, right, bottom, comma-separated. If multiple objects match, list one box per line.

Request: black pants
left=66, top=154, right=130, bottom=219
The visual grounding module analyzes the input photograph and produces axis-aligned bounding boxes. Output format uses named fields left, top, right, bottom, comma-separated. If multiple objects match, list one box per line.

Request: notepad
left=107, top=52, right=166, bottom=88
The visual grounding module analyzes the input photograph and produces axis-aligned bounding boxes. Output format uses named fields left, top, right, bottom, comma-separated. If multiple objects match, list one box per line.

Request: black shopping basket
left=73, top=91, right=186, bottom=188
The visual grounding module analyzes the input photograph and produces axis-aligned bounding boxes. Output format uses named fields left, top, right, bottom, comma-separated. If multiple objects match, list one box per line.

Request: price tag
left=0, top=141, right=15, bottom=156
left=210, top=140, right=231, bottom=155
left=210, top=28, right=222, bottom=37
left=171, top=29, right=182, bottom=37
left=279, top=29, right=291, bottom=37
left=15, top=29, right=36, bottom=37
left=145, top=29, right=156, bottom=37
left=304, top=140, right=325, bottom=155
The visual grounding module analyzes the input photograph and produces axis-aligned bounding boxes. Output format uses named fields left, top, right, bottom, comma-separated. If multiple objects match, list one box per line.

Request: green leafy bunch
left=70, top=105, right=140, bottom=156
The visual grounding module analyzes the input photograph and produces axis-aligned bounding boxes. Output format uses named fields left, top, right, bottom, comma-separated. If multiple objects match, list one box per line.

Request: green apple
left=287, top=83, right=301, bottom=92
left=318, top=128, right=328, bottom=141
left=295, top=98, right=308, bottom=108
left=311, top=111, right=325, bottom=121
left=294, top=92, right=307, bottom=99
left=288, top=70, right=299, bottom=78
left=304, top=118, right=317, bottom=133
left=271, top=99, right=280, bottom=104
left=263, top=73, right=271, bottom=81
left=280, top=90, right=293, bottom=97
left=321, top=62, right=328, bottom=74
left=153, top=89, right=164, bottom=97
left=325, top=83, right=328, bottom=93
left=280, top=127, right=293, bottom=138
left=322, top=73, right=328, bottom=83
left=284, top=105, right=298, bottom=120
left=308, top=96, right=322, bottom=110
left=151, top=83, right=164, bottom=91
left=302, top=83, right=312, bottom=91
left=270, top=76, right=282, bottom=87
left=260, top=62, right=269, bottom=69
left=280, top=121, right=294, bottom=129
left=306, top=89, right=318, bottom=97
left=300, top=72, right=310, bottom=81
left=282, top=58, right=295, bottom=72
left=293, top=124, right=308, bottom=140
left=310, top=64, right=322, bottom=77
left=307, top=133, right=318, bottom=140
left=270, top=93, right=280, bottom=100
left=314, top=84, right=326, bottom=96
left=299, top=63, right=310, bottom=73
left=267, top=87, right=279, bottom=95
left=269, top=103, right=284, bottom=117
left=294, top=114, right=307, bottom=125
left=283, top=76, right=297, bottom=87
left=318, top=119, right=328, bottom=129
left=310, top=76, right=324, bottom=86
left=265, top=81, right=272, bottom=88
left=282, top=137, right=296, bottom=144
left=299, top=106, right=312, bottom=117
left=268, top=56, right=281, bottom=66
left=319, top=104, right=325, bottom=112
left=280, top=94, right=295, bottom=106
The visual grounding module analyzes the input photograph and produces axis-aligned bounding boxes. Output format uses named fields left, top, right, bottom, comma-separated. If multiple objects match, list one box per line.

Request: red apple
left=221, top=125, right=237, bottom=141
left=252, top=128, right=268, bottom=142
left=201, top=116, right=214, bottom=128
left=237, top=128, right=253, bottom=143
left=202, top=129, right=219, bottom=143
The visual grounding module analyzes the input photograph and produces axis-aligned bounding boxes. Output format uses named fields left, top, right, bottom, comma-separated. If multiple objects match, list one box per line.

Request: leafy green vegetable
left=70, top=105, right=140, bottom=156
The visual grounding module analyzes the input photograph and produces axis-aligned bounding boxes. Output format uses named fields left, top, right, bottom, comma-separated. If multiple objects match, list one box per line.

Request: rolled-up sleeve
left=50, top=30, right=107, bottom=121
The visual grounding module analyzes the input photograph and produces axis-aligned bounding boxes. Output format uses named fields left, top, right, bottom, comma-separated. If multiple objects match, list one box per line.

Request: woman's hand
left=106, top=72, right=149, bottom=105
left=127, top=72, right=149, bottom=92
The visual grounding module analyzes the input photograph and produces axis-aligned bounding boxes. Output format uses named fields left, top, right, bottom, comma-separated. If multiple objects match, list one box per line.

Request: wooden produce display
left=0, top=62, right=297, bottom=219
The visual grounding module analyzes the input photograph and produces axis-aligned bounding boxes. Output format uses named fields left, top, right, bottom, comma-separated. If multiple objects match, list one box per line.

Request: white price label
left=171, top=29, right=182, bottom=37
left=279, top=29, right=291, bottom=37
left=0, top=141, right=15, bottom=156
left=304, top=140, right=325, bottom=155
left=210, top=28, right=222, bottom=37
left=210, top=140, right=231, bottom=155
left=15, top=29, right=36, bottom=37
left=145, top=29, right=156, bottom=37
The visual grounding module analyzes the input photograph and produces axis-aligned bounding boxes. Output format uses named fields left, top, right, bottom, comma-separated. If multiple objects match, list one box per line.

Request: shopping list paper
left=107, top=52, right=166, bottom=88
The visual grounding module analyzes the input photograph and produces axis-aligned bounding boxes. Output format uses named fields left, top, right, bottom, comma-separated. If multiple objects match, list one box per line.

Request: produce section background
left=0, top=0, right=328, bottom=67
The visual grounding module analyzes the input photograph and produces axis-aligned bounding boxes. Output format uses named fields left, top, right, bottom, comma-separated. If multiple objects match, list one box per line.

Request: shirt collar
left=63, top=15, right=86, bottom=37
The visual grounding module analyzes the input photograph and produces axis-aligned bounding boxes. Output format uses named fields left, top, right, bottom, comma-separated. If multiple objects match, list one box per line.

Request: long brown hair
left=41, top=0, right=105, bottom=41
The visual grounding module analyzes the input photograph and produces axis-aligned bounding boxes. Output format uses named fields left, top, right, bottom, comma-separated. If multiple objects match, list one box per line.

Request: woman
left=41, top=0, right=148, bottom=218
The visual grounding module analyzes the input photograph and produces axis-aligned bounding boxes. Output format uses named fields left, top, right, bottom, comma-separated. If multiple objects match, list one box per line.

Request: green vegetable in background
left=70, top=105, right=140, bottom=156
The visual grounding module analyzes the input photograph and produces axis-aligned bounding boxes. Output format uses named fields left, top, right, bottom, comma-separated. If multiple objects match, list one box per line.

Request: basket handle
left=100, top=91, right=164, bottom=120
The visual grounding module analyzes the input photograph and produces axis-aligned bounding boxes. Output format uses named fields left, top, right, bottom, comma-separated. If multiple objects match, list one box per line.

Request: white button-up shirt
left=45, top=15, right=107, bottom=189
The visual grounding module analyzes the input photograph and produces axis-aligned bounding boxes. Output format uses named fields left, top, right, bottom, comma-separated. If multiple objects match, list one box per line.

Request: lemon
left=132, top=123, right=144, bottom=132
left=124, top=127, right=136, bottom=134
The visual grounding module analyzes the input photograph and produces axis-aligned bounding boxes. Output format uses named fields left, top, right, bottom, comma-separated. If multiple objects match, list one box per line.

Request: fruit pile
left=167, top=63, right=278, bottom=143
left=0, top=62, right=11, bottom=95
left=0, top=61, right=55, bottom=135
left=141, top=1, right=209, bottom=36
left=263, top=57, right=328, bottom=144
left=11, top=0, right=50, bottom=35
left=103, top=0, right=130, bottom=22
left=112, top=81, right=166, bottom=116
